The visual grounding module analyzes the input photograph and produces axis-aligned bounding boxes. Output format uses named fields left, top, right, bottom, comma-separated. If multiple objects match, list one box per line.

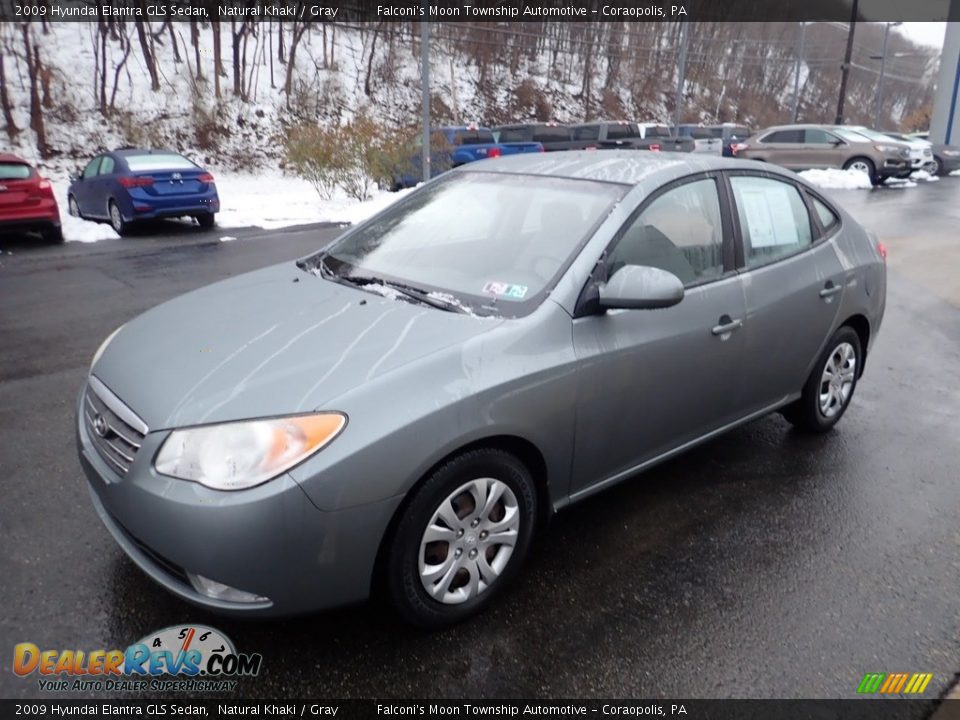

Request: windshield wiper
left=338, top=274, right=468, bottom=314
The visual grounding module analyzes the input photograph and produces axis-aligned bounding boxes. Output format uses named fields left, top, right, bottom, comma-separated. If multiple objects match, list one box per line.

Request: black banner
left=0, top=0, right=956, bottom=23
left=0, top=700, right=958, bottom=720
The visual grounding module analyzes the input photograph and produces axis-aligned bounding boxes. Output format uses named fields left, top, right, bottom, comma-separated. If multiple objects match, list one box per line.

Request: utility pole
left=420, top=8, right=430, bottom=183
left=673, top=22, right=690, bottom=133
left=792, top=22, right=808, bottom=122
left=835, top=0, right=859, bottom=125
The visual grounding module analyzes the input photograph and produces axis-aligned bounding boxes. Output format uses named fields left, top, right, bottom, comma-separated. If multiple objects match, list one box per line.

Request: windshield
left=310, top=172, right=626, bottom=317
left=833, top=128, right=872, bottom=143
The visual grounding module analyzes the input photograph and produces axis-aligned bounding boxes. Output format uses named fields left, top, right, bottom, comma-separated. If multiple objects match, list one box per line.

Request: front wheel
left=108, top=200, right=128, bottom=236
left=386, top=448, right=538, bottom=629
left=783, top=326, right=862, bottom=433
left=843, top=157, right=877, bottom=185
left=930, top=156, right=943, bottom=176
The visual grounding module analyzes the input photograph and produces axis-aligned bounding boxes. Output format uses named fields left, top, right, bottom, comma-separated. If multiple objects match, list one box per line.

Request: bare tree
left=0, top=49, right=19, bottom=139
left=134, top=18, right=160, bottom=92
left=20, top=24, right=49, bottom=158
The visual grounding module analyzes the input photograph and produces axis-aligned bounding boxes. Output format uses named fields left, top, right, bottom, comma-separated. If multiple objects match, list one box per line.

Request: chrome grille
left=83, top=376, right=148, bottom=476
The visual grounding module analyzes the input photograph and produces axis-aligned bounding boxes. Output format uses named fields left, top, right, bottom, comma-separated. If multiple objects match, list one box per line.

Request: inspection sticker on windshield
left=482, top=281, right=528, bottom=300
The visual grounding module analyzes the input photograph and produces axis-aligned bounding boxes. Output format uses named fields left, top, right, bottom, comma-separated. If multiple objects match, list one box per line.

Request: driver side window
left=607, top=178, right=725, bottom=287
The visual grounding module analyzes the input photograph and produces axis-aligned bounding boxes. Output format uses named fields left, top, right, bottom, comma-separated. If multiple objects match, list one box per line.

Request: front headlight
left=873, top=144, right=902, bottom=154
left=90, top=325, right=124, bottom=370
left=155, top=413, right=346, bottom=491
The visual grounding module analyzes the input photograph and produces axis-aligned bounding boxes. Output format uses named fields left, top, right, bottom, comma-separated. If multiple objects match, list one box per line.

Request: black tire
left=782, top=326, right=862, bottom=433
left=386, top=448, right=538, bottom=629
left=843, top=157, right=877, bottom=185
left=41, top=226, right=63, bottom=244
left=931, top=156, right=943, bottom=176
left=196, top=213, right=216, bottom=230
left=67, top=195, right=81, bottom=219
left=108, top=200, right=128, bottom=236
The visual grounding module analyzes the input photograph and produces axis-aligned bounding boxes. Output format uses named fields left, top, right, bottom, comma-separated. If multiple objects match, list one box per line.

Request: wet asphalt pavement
left=1, top=185, right=959, bottom=702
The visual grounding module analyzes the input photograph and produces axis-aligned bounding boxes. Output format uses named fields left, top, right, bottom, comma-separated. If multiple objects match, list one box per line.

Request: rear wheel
left=41, top=226, right=63, bottom=243
left=196, top=213, right=216, bottom=230
left=931, top=156, right=943, bottom=176
left=68, top=195, right=81, bottom=218
left=843, top=157, right=877, bottom=185
left=386, top=448, right=538, bottom=629
left=783, top=326, right=862, bottom=433
left=108, top=200, right=128, bottom=236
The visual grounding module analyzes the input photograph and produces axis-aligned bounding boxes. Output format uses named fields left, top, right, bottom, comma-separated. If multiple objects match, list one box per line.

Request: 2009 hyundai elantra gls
left=78, top=152, right=886, bottom=628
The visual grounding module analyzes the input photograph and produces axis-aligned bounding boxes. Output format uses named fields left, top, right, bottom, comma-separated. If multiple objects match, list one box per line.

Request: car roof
left=459, top=149, right=784, bottom=186
left=111, top=148, right=179, bottom=157
left=0, top=153, right=30, bottom=164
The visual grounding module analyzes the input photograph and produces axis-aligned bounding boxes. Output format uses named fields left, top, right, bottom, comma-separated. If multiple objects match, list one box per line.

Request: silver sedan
left=77, top=152, right=886, bottom=628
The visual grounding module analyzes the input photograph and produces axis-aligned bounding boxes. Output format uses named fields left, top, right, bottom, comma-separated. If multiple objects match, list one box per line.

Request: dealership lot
left=1, top=182, right=959, bottom=700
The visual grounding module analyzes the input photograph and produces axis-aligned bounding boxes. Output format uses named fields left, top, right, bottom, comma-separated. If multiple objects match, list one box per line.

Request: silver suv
left=735, top=124, right=911, bottom=185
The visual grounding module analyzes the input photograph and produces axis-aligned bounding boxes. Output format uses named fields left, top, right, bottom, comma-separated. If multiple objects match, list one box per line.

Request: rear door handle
left=819, top=282, right=843, bottom=299
left=711, top=317, right=743, bottom=336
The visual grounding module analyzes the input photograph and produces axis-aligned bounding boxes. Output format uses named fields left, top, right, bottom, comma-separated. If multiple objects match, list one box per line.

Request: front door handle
left=819, top=282, right=843, bottom=299
left=711, top=317, right=743, bottom=336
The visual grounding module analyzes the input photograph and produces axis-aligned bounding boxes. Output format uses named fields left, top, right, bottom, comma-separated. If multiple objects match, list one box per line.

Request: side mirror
left=598, top=265, right=684, bottom=310
left=71, top=170, right=82, bottom=182
left=831, top=138, right=844, bottom=146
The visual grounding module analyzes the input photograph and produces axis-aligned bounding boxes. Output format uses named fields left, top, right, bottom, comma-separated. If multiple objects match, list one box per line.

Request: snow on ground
left=215, top=172, right=414, bottom=229
left=50, top=170, right=414, bottom=242
left=951, top=170, right=960, bottom=177
left=798, top=169, right=874, bottom=190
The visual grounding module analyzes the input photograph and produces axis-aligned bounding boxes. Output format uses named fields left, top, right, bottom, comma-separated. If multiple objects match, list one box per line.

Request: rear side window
left=0, top=163, right=32, bottom=180
left=125, top=154, right=197, bottom=171
left=730, top=176, right=813, bottom=268
left=498, top=128, right=530, bottom=143
left=532, top=127, right=571, bottom=143
left=683, top=126, right=714, bottom=139
left=804, top=129, right=836, bottom=144
left=761, top=130, right=803, bottom=144
left=644, top=126, right=671, bottom=138
left=573, top=125, right=600, bottom=141
left=607, top=178, right=725, bottom=287
left=811, top=196, right=840, bottom=232
left=455, top=130, right=496, bottom=145
left=99, top=156, right=115, bottom=175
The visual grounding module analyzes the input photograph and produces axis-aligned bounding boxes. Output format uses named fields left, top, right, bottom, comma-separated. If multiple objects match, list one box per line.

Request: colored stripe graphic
left=859, top=672, right=933, bottom=694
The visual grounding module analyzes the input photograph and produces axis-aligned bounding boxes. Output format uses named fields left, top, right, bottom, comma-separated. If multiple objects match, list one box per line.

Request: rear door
left=726, top=172, right=847, bottom=412
left=570, top=174, right=747, bottom=496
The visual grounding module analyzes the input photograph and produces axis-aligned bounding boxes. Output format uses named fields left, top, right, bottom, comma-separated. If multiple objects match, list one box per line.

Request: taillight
left=198, top=173, right=215, bottom=184
left=32, top=178, right=55, bottom=197
left=731, top=143, right=748, bottom=156
left=487, top=147, right=502, bottom=158
left=877, top=241, right=887, bottom=261
left=650, top=144, right=661, bottom=152
left=538, top=146, right=545, bottom=153
left=119, top=176, right=154, bottom=188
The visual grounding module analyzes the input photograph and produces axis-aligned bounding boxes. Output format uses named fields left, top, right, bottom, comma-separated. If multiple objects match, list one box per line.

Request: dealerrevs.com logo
left=13, top=625, right=262, bottom=693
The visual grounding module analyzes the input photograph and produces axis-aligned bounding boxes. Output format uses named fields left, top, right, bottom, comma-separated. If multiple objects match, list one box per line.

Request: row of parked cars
left=395, top=120, right=960, bottom=189
left=0, top=148, right=219, bottom=242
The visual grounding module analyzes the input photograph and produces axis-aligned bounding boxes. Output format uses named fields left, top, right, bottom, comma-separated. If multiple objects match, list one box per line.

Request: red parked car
left=0, top=153, right=62, bottom=243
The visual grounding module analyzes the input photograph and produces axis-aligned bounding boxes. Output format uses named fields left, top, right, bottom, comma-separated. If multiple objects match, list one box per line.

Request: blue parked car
left=394, top=125, right=543, bottom=189
left=67, top=149, right=219, bottom=235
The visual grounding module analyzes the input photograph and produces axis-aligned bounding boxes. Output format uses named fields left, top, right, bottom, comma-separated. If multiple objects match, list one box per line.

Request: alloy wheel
left=819, top=342, right=856, bottom=418
left=848, top=160, right=871, bottom=175
left=418, top=478, right=520, bottom=605
left=68, top=197, right=80, bottom=217
left=110, top=203, right=123, bottom=233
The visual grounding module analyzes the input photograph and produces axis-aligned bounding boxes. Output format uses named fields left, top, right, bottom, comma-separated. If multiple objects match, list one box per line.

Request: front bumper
left=878, top=158, right=911, bottom=178
left=76, top=390, right=402, bottom=617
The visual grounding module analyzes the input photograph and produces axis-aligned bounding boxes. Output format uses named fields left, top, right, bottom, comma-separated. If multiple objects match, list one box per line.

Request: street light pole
left=873, top=22, right=901, bottom=128
left=673, top=22, right=690, bottom=133
left=792, top=22, right=808, bottom=123
left=420, top=8, right=431, bottom=183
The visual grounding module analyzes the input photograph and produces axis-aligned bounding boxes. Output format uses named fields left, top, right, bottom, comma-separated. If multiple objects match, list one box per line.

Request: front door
left=570, top=176, right=747, bottom=497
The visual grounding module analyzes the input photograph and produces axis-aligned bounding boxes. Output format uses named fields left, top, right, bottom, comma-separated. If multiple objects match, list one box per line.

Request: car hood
left=91, top=263, right=503, bottom=430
